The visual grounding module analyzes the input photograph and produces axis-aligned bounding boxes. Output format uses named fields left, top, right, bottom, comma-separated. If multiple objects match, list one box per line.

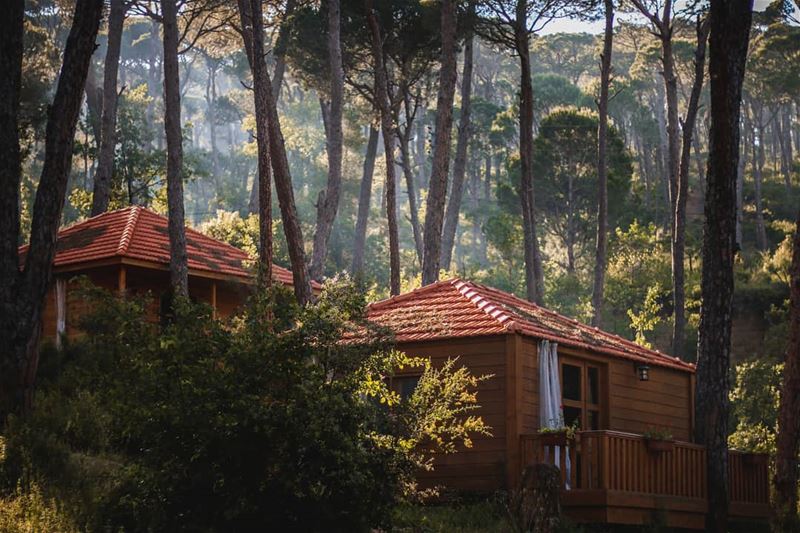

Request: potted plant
left=538, top=418, right=578, bottom=446
left=643, top=427, right=675, bottom=453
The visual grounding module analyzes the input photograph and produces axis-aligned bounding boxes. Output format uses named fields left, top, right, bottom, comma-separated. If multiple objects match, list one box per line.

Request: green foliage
left=0, top=482, right=78, bottom=533
left=1, top=280, right=489, bottom=531
left=627, top=283, right=665, bottom=349
left=728, top=359, right=782, bottom=454
left=533, top=108, right=633, bottom=273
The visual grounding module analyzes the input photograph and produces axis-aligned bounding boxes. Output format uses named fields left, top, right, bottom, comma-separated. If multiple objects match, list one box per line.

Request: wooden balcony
left=520, top=430, right=770, bottom=530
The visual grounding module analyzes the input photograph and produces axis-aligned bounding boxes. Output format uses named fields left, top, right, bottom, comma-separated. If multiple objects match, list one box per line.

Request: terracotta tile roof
left=18, top=206, right=314, bottom=287
left=367, top=278, right=695, bottom=372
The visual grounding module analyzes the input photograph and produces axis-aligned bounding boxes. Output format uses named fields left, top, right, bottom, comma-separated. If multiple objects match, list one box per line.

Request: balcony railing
left=520, top=430, right=770, bottom=519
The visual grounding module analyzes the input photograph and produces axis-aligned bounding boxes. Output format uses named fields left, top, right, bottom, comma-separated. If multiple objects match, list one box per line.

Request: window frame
left=559, top=355, right=608, bottom=431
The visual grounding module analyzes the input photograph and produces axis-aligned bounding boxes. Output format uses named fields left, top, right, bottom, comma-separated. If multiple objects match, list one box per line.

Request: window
left=560, top=358, right=605, bottom=431
left=391, top=375, right=420, bottom=401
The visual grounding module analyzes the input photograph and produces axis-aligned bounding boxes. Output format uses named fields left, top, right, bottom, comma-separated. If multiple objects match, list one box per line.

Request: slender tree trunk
left=245, top=0, right=295, bottom=215
left=309, top=0, right=344, bottom=281
left=205, top=61, right=222, bottom=206
left=366, top=0, right=400, bottom=295
left=398, top=121, right=424, bottom=264
left=774, top=207, right=800, bottom=531
left=161, top=0, right=189, bottom=299
left=84, top=63, right=103, bottom=147
left=0, top=0, right=103, bottom=417
left=271, top=0, right=295, bottom=102
left=239, top=0, right=273, bottom=288
left=238, top=0, right=312, bottom=304
left=695, top=3, right=752, bottom=533
left=421, top=0, right=458, bottom=286
left=672, top=17, right=709, bottom=358
left=352, top=124, right=379, bottom=276
left=516, top=5, right=545, bottom=304
left=441, top=10, right=475, bottom=272
left=753, top=104, right=768, bottom=251
left=90, top=0, right=126, bottom=215
left=591, top=0, right=614, bottom=328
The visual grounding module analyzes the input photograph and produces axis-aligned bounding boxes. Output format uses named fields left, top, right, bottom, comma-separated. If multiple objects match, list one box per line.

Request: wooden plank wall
left=607, top=358, right=693, bottom=442
left=41, top=265, right=248, bottom=343
left=396, top=336, right=509, bottom=492
left=519, top=337, right=540, bottom=434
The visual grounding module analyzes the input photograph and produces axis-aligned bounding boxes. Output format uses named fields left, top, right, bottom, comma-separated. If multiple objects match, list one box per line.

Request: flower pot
left=539, top=431, right=570, bottom=447
left=645, top=438, right=675, bottom=453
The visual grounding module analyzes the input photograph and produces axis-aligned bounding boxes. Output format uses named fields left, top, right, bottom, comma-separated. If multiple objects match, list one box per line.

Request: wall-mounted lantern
left=636, top=363, right=650, bottom=381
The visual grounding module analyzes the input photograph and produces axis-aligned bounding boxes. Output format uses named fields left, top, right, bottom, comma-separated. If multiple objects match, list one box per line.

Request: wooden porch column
left=211, top=281, right=217, bottom=319
left=118, top=265, right=127, bottom=294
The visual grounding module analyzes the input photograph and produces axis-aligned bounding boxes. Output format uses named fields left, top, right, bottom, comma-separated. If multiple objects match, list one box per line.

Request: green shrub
left=1, top=279, right=488, bottom=532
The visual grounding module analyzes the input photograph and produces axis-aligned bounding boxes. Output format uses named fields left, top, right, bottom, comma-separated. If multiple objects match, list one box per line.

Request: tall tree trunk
left=421, top=0, right=458, bottom=286
left=238, top=0, right=312, bottom=304
left=84, top=63, right=103, bottom=147
left=591, top=0, right=614, bottom=328
left=309, top=0, right=344, bottom=281
left=352, top=124, right=379, bottom=276
left=695, top=3, right=752, bottom=533
left=672, top=17, right=709, bottom=358
left=91, top=0, right=126, bottom=215
left=0, top=0, right=103, bottom=417
left=753, top=104, right=768, bottom=251
left=239, top=0, right=273, bottom=287
left=205, top=61, right=222, bottom=206
left=398, top=119, right=424, bottom=264
left=516, top=2, right=545, bottom=304
left=441, top=9, right=475, bottom=272
left=246, top=0, right=296, bottom=215
left=271, top=0, right=295, bottom=102
left=774, top=206, right=800, bottom=531
left=161, top=0, right=189, bottom=299
left=365, top=0, right=400, bottom=295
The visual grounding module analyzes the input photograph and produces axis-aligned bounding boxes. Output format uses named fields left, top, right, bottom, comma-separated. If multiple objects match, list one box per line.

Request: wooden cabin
left=366, top=279, right=770, bottom=530
left=21, top=206, right=320, bottom=344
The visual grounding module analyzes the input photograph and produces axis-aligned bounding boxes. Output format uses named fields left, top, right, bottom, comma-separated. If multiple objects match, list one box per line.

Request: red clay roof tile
left=367, top=278, right=695, bottom=372
left=18, top=206, right=316, bottom=288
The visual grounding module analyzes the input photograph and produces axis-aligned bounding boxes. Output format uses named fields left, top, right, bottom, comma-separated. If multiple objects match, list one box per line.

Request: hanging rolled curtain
left=56, top=278, right=66, bottom=349
left=538, top=339, right=571, bottom=488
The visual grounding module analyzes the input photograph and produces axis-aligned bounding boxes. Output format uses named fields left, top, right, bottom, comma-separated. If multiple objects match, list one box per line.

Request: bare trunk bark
left=695, top=3, right=752, bottom=533
left=162, top=0, right=189, bottom=299
left=516, top=4, right=545, bottom=304
left=421, top=0, right=458, bottom=286
left=84, top=63, right=103, bottom=148
left=309, top=0, right=344, bottom=281
left=271, top=0, right=295, bottom=102
left=672, top=18, right=709, bottom=358
left=239, top=0, right=273, bottom=288
left=366, top=0, right=400, bottom=295
left=591, top=0, right=614, bottom=328
left=774, top=206, right=800, bottom=530
left=441, top=11, right=475, bottom=272
left=753, top=104, right=768, bottom=251
left=91, top=0, right=126, bottom=215
left=238, top=0, right=312, bottom=304
left=351, top=124, right=379, bottom=276
left=0, top=0, right=103, bottom=417
left=398, top=121, right=424, bottom=264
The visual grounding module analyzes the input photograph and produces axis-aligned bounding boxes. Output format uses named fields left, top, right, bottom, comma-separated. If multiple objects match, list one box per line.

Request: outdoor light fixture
left=636, top=363, right=650, bottom=381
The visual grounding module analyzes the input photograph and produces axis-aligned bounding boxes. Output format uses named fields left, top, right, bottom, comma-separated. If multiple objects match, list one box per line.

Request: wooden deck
left=521, top=430, right=771, bottom=530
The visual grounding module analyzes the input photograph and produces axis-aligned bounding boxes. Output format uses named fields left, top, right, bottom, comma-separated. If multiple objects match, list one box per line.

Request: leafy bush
left=0, top=280, right=488, bottom=531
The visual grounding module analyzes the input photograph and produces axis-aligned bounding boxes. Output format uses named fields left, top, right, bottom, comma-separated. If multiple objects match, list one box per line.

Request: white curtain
left=56, top=278, right=66, bottom=349
left=538, top=340, right=571, bottom=488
